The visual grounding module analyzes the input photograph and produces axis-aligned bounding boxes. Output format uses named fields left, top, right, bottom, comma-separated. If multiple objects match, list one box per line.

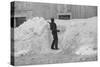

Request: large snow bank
left=14, top=17, right=48, bottom=40
left=13, top=17, right=97, bottom=57
left=14, top=17, right=53, bottom=57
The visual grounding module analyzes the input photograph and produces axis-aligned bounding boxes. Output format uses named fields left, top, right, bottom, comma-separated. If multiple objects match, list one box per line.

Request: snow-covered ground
left=12, top=17, right=97, bottom=65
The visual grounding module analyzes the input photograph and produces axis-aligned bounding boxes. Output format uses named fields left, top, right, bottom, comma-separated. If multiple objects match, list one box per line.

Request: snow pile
left=14, top=17, right=97, bottom=57
left=14, top=17, right=48, bottom=40
left=54, top=17, right=97, bottom=52
left=14, top=17, right=53, bottom=57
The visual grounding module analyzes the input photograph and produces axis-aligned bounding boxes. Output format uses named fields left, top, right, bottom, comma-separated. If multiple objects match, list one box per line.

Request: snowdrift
left=13, top=17, right=97, bottom=57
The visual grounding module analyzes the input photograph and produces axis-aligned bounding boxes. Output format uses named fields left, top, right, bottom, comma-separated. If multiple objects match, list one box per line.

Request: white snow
left=13, top=17, right=97, bottom=57
left=75, top=44, right=97, bottom=55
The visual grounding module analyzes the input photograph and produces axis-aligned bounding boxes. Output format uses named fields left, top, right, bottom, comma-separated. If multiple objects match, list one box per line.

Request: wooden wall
left=13, top=1, right=97, bottom=20
left=14, top=2, right=57, bottom=20
left=69, top=5, right=97, bottom=19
